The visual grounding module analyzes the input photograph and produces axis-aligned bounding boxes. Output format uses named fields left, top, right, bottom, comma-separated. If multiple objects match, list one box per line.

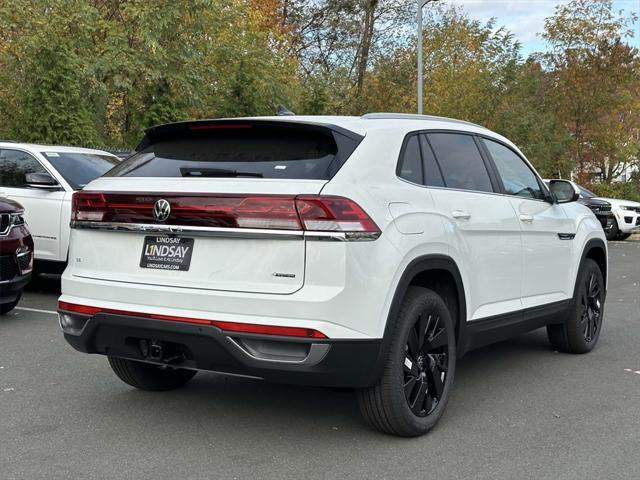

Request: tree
left=540, top=0, right=639, bottom=183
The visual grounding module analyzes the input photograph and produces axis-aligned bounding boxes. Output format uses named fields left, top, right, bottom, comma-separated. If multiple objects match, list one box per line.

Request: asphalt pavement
left=1, top=241, right=639, bottom=480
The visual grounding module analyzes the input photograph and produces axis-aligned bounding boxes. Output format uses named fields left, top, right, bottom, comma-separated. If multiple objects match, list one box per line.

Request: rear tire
left=547, top=259, right=605, bottom=354
left=357, top=287, right=456, bottom=437
left=0, top=296, right=21, bottom=315
left=108, top=356, right=197, bottom=391
left=605, top=219, right=619, bottom=241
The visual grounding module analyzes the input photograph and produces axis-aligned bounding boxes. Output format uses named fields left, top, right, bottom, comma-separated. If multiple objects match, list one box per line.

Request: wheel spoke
left=409, top=378, right=428, bottom=415
left=404, top=375, right=417, bottom=398
left=427, top=361, right=444, bottom=399
left=426, top=328, right=447, bottom=350
left=588, top=274, right=595, bottom=296
left=423, top=390, right=434, bottom=415
left=417, top=314, right=429, bottom=349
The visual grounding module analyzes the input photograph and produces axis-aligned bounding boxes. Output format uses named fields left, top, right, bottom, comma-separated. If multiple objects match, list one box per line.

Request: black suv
left=546, top=181, right=613, bottom=237
left=576, top=184, right=615, bottom=238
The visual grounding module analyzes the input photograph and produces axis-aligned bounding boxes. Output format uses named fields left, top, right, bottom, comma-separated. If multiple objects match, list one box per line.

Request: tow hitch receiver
left=138, top=339, right=186, bottom=364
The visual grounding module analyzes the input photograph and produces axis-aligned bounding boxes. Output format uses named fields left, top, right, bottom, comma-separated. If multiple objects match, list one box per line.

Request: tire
left=616, top=233, right=631, bottom=241
left=108, top=356, right=197, bottom=391
left=547, top=258, right=605, bottom=354
left=0, top=295, right=21, bottom=315
left=357, top=287, right=456, bottom=437
left=605, top=218, right=619, bottom=241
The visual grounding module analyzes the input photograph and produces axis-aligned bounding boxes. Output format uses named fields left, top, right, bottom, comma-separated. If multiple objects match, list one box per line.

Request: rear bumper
left=59, top=310, right=383, bottom=388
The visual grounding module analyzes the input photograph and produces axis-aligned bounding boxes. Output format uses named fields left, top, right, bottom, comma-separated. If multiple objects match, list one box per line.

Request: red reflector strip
left=58, top=301, right=327, bottom=339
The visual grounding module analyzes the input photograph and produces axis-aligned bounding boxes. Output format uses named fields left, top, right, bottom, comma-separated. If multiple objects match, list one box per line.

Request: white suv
left=0, top=143, right=120, bottom=272
left=58, top=114, right=607, bottom=436
left=596, top=196, right=640, bottom=240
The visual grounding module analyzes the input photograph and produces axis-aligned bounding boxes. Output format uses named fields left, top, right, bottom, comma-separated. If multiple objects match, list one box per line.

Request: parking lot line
left=14, top=306, right=58, bottom=315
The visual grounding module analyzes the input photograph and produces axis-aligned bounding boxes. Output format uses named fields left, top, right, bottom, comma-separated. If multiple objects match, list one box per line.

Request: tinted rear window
left=427, top=133, right=494, bottom=193
left=107, top=125, right=358, bottom=180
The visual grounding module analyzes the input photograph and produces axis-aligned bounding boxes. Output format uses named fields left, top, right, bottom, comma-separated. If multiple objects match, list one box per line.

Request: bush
left=590, top=182, right=640, bottom=202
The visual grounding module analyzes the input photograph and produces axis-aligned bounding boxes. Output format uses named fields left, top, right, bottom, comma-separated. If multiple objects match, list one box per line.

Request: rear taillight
left=72, top=192, right=380, bottom=234
left=296, top=195, right=379, bottom=232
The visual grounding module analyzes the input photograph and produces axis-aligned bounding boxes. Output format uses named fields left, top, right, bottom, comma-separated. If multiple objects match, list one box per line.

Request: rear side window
left=397, top=135, right=423, bottom=184
left=427, top=133, right=494, bottom=193
left=43, top=152, right=119, bottom=190
left=0, top=149, right=47, bottom=188
left=107, top=124, right=360, bottom=180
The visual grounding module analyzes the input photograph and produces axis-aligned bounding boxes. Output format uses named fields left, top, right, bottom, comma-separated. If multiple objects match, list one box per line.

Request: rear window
left=106, top=124, right=360, bottom=180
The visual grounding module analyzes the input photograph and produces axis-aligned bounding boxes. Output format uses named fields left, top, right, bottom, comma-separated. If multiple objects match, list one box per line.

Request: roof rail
left=361, top=113, right=484, bottom=129
left=0, top=139, right=17, bottom=143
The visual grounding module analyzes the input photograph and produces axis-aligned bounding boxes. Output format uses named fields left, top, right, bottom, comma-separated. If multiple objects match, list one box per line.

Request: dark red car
left=0, top=197, right=33, bottom=314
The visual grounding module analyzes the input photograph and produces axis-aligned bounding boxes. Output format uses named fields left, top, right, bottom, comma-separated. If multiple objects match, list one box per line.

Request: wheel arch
left=581, top=238, right=608, bottom=289
left=371, top=255, right=468, bottom=382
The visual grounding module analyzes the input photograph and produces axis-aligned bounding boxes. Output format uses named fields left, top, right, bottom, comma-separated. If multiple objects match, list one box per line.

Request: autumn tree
left=540, top=0, right=639, bottom=183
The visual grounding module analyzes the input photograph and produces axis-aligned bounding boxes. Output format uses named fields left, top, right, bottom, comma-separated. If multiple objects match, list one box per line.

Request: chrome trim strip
left=71, top=221, right=305, bottom=240
left=71, top=221, right=381, bottom=242
left=0, top=213, right=11, bottom=236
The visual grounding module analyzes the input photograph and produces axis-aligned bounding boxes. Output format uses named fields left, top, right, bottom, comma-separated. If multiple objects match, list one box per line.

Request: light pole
left=417, top=0, right=438, bottom=114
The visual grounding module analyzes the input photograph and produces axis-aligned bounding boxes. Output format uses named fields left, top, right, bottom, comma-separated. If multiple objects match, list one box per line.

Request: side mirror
left=24, top=172, right=60, bottom=190
left=549, top=179, right=579, bottom=204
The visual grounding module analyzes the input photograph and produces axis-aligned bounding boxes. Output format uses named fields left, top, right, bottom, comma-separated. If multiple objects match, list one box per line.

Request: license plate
left=140, top=236, right=194, bottom=271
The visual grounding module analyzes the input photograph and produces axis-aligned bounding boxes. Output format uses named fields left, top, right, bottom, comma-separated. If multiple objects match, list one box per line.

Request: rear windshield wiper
left=180, top=167, right=263, bottom=178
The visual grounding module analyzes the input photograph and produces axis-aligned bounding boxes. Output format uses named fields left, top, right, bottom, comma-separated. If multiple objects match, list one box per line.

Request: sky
left=443, top=0, right=640, bottom=57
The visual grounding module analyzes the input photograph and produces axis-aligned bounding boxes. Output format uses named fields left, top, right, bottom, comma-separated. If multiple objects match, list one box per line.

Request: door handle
left=451, top=210, right=471, bottom=220
left=519, top=214, right=534, bottom=223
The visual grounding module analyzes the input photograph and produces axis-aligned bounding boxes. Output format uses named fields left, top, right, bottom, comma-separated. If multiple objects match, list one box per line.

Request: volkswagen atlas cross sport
left=58, top=114, right=608, bottom=437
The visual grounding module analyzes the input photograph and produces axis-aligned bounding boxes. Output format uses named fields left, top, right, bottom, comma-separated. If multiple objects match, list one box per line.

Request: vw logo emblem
left=153, top=199, right=171, bottom=222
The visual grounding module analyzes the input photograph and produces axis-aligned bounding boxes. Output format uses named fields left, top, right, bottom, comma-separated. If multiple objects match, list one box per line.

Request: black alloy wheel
left=580, top=271, right=602, bottom=343
left=357, top=287, right=456, bottom=436
left=403, top=313, right=449, bottom=416
left=547, top=258, right=605, bottom=354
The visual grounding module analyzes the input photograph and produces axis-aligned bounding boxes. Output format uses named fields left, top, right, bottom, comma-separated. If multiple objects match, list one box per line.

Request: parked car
left=58, top=114, right=607, bottom=436
left=545, top=181, right=615, bottom=238
left=593, top=194, right=640, bottom=241
left=0, top=143, right=120, bottom=272
left=0, top=197, right=33, bottom=314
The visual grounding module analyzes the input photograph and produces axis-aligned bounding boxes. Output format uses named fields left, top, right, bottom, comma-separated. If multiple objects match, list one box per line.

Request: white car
left=0, top=143, right=120, bottom=272
left=57, top=114, right=607, bottom=436
left=594, top=195, right=640, bottom=240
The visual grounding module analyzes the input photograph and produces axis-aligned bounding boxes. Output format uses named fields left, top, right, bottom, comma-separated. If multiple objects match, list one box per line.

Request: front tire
left=108, top=356, right=197, bottom=391
left=547, top=258, right=605, bottom=353
left=616, top=232, right=631, bottom=240
left=357, top=287, right=456, bottom=437
left=605, top=219, right=619, bottom=241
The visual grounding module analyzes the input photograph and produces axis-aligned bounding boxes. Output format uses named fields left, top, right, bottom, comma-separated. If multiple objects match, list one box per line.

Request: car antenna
left=276, top=105, right=295, bottom=116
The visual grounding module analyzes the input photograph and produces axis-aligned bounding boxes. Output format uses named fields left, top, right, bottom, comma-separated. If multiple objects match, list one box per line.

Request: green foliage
left=0, top=0, right=637, bottom=194
left=590, top=182, right=640, bottom=202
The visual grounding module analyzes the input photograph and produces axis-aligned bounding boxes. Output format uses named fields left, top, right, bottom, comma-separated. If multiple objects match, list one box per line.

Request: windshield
left=578, top=185, right=596, bottom=199
left=43, top=152, right=120, bottom=190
